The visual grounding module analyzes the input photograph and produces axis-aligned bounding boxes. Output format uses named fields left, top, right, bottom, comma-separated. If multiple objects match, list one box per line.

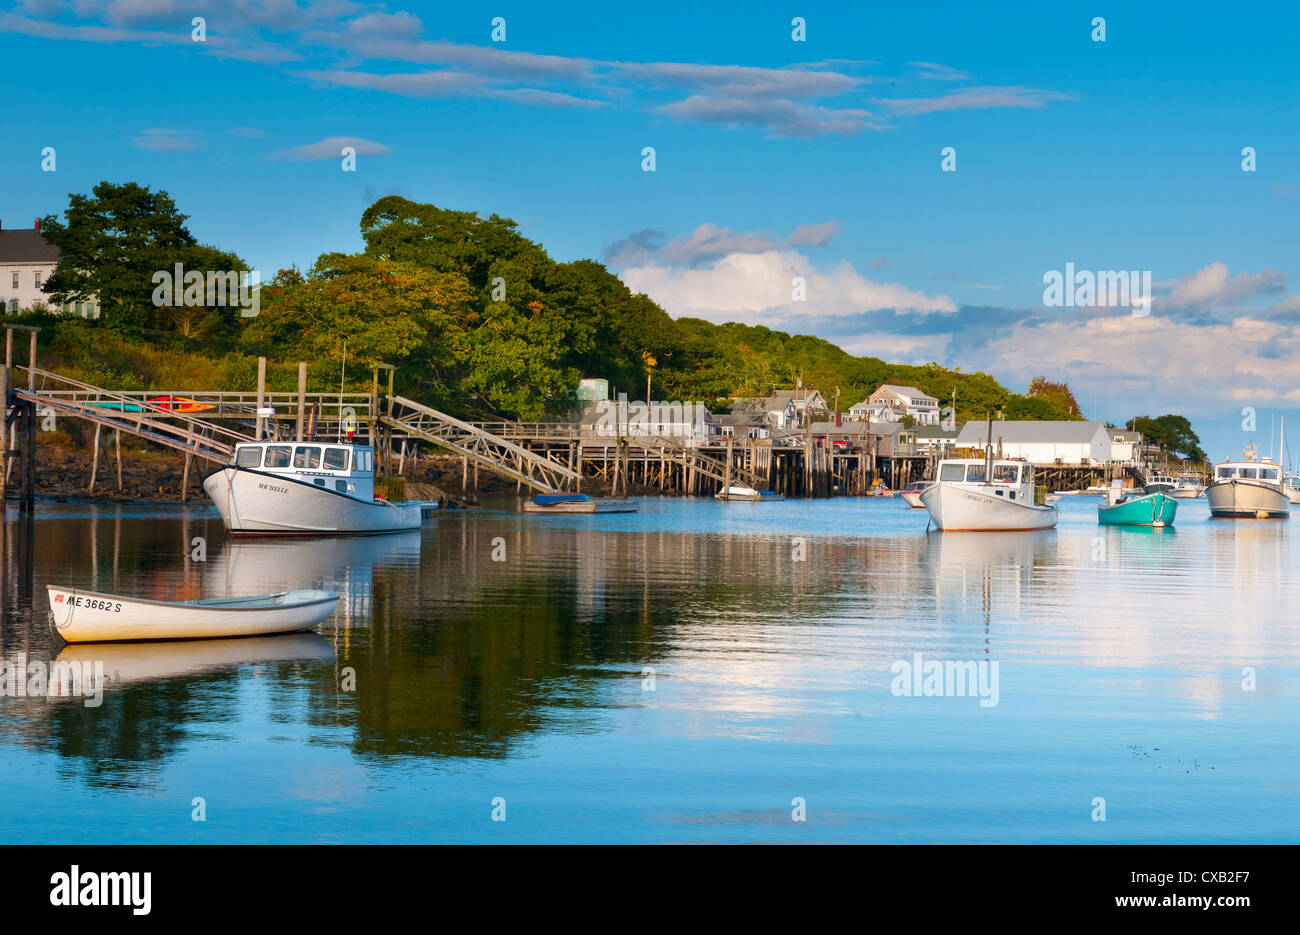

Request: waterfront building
left=714, top=412, right=769, bottom=440
left=954, top=420, right=1113, bottom=464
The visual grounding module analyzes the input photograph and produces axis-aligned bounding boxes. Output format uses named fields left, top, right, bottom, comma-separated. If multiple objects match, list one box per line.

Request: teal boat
left=1098, top=490, right=1177, bottom=527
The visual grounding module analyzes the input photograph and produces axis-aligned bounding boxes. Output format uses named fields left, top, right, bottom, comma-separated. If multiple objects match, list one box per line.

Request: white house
left=0, top=219, right=99, bottom=317
left=760, top=389, right=828, bottom=431
left=848, top=399, right=905, bottom=423
left=866, top=384, right=942, bottom=425
left=954, top=420, right=1113, bottom=464
left=1109, top=429, right=1141, bottom=463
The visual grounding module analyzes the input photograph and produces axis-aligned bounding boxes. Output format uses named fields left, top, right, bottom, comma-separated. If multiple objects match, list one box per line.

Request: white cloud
left=619, top=248, right=956, bottom=326
left=270, top=136, right=391, bottom=161
left=1163, top=261, right=1285, bottom=310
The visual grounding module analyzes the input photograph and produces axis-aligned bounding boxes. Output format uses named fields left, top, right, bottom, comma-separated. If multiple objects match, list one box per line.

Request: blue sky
left=3, top=1, right=1299, bottom=459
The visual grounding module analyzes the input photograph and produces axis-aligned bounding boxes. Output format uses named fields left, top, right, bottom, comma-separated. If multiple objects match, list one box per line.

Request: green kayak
left=1098, top=491, right=1177, bottom=526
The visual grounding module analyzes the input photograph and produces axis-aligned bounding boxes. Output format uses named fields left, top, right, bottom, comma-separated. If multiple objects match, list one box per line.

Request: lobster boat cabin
left=203, top=442, right=424, bottom=537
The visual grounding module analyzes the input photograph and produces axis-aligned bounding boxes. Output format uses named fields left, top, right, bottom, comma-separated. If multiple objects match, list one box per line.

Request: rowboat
left=1097, top=485, right=1177, bottom=526
left=715, top=485, right=784, bottom=502
left=921, top=455, right=1057, bottom=531
left=47, top=586, right=339, bottom=643
left=523, top=493, right=638, bottom=513
left=203, top=441, right=428, bottom=536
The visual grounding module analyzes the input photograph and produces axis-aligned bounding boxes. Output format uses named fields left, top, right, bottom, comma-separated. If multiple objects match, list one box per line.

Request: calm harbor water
left=1, top=495, right=1297, bottom=843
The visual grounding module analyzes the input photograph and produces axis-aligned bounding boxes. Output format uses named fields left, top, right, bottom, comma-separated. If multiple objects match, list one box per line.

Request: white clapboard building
left=955, top=420, right=1113, bottom=464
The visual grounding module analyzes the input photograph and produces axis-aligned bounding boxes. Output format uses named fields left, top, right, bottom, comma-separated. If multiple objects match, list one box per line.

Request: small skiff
left=47, top=586, right=339, bottom=643
left=1098, top=490, right=1177, bottom=527
left=523, top=493, right=638, bottom=513
left=716, top=485, right=785, bottom=502
left=899, top=482, right=929, bottom=508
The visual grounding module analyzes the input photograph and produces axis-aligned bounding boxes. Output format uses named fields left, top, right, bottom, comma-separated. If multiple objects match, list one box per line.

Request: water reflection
left=1, top=501, right=1298, bottom=841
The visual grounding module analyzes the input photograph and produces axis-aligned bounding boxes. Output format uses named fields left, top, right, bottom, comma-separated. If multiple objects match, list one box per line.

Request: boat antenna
left=338, top=339, right=347, bottom=443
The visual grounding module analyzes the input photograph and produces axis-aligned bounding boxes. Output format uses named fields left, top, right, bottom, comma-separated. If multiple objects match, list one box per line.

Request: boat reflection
left=54, top=632, right=336, bottom=688
left=923, top=530, right=1057, bottom=628
left=205, top=532, right=421, bottom=625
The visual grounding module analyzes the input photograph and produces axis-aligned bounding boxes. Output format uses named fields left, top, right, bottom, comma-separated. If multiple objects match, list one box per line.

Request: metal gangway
left=382, top=395, right=580, bottom=494
left=13, top=368, right=250, bottom=464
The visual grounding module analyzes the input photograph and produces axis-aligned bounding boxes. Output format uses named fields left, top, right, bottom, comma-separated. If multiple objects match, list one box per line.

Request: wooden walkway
left=381, top=395, right=580, bottom=494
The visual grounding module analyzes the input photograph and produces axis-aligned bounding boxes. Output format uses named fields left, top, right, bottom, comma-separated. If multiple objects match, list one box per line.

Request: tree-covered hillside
left=31, top=184, right=1080, bottom=423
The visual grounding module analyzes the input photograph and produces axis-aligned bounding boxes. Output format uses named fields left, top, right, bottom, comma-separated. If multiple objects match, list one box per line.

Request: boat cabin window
left=264, top=445, right=292, bottom=468
left=939, top=463, right=966, bottom=482
left=356, top=449, right=374, bottom=473
left=1261, top=467, right=1279, bottom=481
left=1217, top=467, right=1234, bottom=479
left=293, top=446, right=321, bottom=469
left=993, top=464, right=1019, bottom=484
left=965, top=464, right=987, bottom=483
left=323, top=448, right=350, bottom=471
left=235, top=447, right=262, bottom=468
left=1241, top=468, right=1258, bottom=479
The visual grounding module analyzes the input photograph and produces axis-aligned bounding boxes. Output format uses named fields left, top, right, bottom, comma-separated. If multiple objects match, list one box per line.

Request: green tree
left=41, top=182, right=244, bottom=339
left=1130, top=415, right=1205, bottom=461
left=1026, top=376, right=1082, bottom=417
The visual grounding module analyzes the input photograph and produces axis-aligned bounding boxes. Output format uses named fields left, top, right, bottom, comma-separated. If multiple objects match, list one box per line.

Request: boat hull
left=523, top=499, right=638, bottom=513
left=1098, top=491, right=1178, bottom=526
left=1205, top=479, right=1290, bottom=518
left=48, top=586, right=339, bottom=643
left=920, top=484, right=1058, bottom=531
left=1170, top=487, right=1201, bottom=499
left=900, top=491, right=926, bottom=508
left=203, top=466, right=422, bottom=536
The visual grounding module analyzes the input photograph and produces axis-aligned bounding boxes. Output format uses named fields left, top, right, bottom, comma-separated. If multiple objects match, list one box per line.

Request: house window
left=8, top=299, right=16, bottom=314
left=34, top=272, right=41, bottom=288
left=10, top=273, right=17, bottom=289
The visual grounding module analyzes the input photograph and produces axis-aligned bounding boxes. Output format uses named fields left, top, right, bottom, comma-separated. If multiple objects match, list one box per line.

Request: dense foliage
left=1129, top=414, right=1205, bottom=461
left=33, top=185, right=1087, bottom=423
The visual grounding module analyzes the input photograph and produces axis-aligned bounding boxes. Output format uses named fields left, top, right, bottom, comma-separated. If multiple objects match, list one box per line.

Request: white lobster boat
left=47, top=586, right=339, bottom=643
left=204, top=441, right=424, bottom=537
left=1205, top=444, right=1290, bottom=518
left=920, top=457, right=1058, bottom=532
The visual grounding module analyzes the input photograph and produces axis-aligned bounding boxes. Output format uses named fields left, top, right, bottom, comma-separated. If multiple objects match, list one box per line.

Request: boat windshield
left=992, top=464, right=1020, bottom=484
left=939, top=463, right=966, bottom=482
left=234, top=447, right=261, bottom=468
left=264, top=445, right=292, bottom=468
left=1261, top=467, right=1280, bottom=482
left=323, top=448, right=350, bottom=471
left=965, top=464, right=987, bottom=483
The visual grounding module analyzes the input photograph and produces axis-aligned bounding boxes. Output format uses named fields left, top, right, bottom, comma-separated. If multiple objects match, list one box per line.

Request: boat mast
left=984, top=411, right=992, bottom=485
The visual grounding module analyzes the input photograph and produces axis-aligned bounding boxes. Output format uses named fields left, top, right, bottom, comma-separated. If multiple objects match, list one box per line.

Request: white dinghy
left=48, top=586, right=339, bottom=643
